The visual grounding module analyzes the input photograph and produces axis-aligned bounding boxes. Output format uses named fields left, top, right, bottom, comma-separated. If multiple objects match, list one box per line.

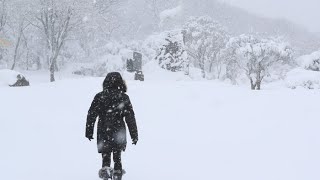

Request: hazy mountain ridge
left=179, top=0, right=320, bottom=55
left=90, top=0, right=320, bottom=56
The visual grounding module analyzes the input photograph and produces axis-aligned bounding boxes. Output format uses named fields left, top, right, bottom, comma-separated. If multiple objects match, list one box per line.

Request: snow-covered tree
left=225, top=35, right=293, bottom=90
left=219, top=46, right=239, bottom=84
left=154, top=30, right=188, bottom=73
left=183, top=16, right=229, bottom=78
left=298, top=50, right=320, bottom=71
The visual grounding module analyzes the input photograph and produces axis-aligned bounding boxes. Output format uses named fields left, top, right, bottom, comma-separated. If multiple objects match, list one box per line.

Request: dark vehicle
left=126, top=52, right=142, bottom=73
left=134, top=71, right=144, bottom=81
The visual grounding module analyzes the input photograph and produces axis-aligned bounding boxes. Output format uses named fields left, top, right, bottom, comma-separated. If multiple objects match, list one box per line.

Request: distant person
left=86, top=72, right=138, bottom=180
left=10, top=74, right=30, bottom=87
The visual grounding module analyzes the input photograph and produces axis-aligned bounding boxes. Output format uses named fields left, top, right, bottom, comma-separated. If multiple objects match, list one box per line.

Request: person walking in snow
left=85, top=72, right=138, bottom=180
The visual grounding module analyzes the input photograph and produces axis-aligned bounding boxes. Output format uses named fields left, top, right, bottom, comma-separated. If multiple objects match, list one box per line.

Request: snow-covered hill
left=1, top=73, right=320, bottom=180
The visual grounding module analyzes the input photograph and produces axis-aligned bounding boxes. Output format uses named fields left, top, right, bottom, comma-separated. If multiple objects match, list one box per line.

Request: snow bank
left=285, top=68, right=320, bottom=89
left=1, top=77, right=320, bottom=180
left=143, top=61, right=191, bottom=81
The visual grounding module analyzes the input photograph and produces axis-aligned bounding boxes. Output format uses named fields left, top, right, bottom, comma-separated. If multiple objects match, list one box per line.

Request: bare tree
left=0, top=0, right=7, bottom=33
left=10, top=18, right=30, bottom=70
left=94, top=0, right=123, bottom=39
left=75, top=0, right=122, bottom=61
left=33, top=0, right=74, bottom=82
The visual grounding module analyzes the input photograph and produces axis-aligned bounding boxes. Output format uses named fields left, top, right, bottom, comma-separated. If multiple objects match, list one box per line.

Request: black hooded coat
left=86, top=72, right=138, bottom=153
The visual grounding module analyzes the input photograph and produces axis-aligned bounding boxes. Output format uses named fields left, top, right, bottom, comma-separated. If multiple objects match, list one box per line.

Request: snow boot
left=99, top=167, right=113, bottom=180
left=113, top=169, right=126, bottom=180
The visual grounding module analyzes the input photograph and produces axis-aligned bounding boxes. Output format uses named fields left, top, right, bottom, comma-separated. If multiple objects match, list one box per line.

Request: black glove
left=87, top=136, right=94, bottom=141
left=132, top=138, right=138, bottom=145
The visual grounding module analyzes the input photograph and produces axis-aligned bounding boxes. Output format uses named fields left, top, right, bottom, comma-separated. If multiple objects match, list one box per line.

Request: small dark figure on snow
left=86, top=72, right=138, bottom=180
left=10, top=74, right=30, bottom=87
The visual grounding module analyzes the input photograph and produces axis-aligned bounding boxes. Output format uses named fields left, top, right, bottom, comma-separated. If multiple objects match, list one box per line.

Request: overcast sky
left=219, top=0, right=320, bottom=33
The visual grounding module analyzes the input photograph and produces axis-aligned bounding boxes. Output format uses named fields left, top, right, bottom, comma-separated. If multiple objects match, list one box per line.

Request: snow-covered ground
left=1, top=70, right=320, bottom=180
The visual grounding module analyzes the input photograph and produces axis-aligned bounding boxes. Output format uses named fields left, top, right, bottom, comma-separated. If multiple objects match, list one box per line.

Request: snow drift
left=1, top=74, right=320, bottom=180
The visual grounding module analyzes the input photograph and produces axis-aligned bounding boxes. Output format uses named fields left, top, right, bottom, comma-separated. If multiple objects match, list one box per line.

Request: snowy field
left=1, top=72, right=320, bottom=180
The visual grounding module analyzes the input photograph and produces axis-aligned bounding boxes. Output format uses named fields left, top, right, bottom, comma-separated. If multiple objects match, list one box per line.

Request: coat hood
left=103, top=72, right=127, bottom=93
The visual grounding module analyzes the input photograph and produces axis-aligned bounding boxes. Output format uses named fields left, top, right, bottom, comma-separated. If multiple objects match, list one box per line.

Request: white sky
left=219, top=0, right=320, bottom=33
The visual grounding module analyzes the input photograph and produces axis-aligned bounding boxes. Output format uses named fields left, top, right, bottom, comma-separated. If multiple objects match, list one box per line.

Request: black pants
left=102, top=149, right=122, bottom=170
